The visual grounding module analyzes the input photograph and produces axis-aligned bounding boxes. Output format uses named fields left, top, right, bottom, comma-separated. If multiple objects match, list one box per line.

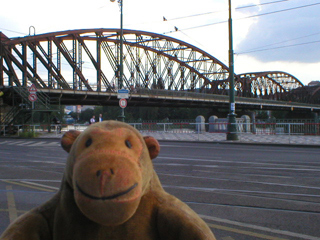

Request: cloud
left=236, top=0, right=320, bottom=63
left=1, top=0, right=318, bottom=84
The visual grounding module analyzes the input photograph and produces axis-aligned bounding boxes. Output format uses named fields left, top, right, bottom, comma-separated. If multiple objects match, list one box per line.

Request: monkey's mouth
left=76, top=182, right=138, bottom=200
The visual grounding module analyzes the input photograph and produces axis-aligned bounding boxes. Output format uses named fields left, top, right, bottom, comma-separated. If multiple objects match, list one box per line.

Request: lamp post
left=111, top=0, right=125, bottom=122
left=226, top=0, right=238, bottom=140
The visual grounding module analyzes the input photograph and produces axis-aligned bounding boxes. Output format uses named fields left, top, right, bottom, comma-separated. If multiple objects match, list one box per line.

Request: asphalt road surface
left=0, top=138, right=320, bottom=240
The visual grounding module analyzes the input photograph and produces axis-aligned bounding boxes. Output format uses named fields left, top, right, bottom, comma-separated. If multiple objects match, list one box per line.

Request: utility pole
left=226, top=0, right=238, bottom=140
left=111, top=0, right=125, bottom=122
left=118, top=0, right=125, bottom=122
left=119, top=0, right=123, bottom=91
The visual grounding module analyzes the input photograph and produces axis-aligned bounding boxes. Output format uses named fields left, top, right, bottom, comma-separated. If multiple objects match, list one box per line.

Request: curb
left=2, top=134, right=320, bottom=148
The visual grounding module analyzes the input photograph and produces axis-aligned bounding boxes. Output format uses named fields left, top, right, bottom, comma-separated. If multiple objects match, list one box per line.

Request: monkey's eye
left=125, top=140, right=132, bottom=149
left=85, top=138, right=92, bottom=147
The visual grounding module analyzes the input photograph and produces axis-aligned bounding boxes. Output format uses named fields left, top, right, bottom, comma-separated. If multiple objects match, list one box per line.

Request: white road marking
left=162, top=184, right=320, bottom=198
left=21, top=181, right=59, bottom=191
left=200, top=214, right=320, bottom=240
left=6, top=185, right=18, bottom=223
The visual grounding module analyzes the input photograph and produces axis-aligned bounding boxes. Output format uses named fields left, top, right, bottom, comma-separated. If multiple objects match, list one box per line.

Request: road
left=0, top=138, right=320, bottom=240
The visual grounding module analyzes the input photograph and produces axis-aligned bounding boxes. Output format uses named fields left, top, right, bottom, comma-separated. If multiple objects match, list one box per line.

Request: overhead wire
left=236, top=0, right=291, bottom=10
left=236, top=32, right=320, bottom=54
left=239, top=2, right=320, bottom=20
left=163, top=0, right=292, bottom=22
left=237, top=40, right=320, bottom=55
left=0, top=27, right=27, bottom=36
left=235, top=3, right=320, bottom=54
left=169, top=2, right=320, bottom=32
left=163, top=1, right=320, bottom=56
left=164, top=10, right=224, bottom=22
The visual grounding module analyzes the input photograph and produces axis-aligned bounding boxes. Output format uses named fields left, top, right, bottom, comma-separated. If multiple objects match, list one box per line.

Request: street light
left=226, top=0, right=238, bottom=140
left=111, top=0, right=125, bottom=122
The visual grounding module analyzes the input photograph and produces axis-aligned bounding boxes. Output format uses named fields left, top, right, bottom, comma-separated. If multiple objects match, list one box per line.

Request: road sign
left=117, top=89, right=129, bottom=99
left=119, top=98, right=127, bottom=108
left=28, top=84, right=37, bottom=93
left=230, top=103, right=235, bottom=111
left=28, top=93, right=37, bottom=102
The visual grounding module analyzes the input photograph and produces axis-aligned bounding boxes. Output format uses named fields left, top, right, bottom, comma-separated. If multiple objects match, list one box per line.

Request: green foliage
left=271, top=110, right=289, bottom=119
left=255, top=111, right=269, bottom=119
left=100, top=106, right=210, bottom=122
left=19, top=126, right=39, bottom=138
left=80, top=108, right=95, bottom=123
left=19, top=131, right=39, bottom=138
left=66, top=105, right=212, bottom=123
left=15, top=104, right=63, bottom=125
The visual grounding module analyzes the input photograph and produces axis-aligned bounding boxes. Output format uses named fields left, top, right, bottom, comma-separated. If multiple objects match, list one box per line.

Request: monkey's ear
left=143, top=136, right=160, bottom=159
left=61, top=130, right=81, bottom=153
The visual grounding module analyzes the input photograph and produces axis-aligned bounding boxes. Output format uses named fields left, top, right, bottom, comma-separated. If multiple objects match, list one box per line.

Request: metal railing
left=0, top=124, right=62, bottom=137
left=131, top=122, right=320, bottom=144
left=2, top=122, right=320, bottom=145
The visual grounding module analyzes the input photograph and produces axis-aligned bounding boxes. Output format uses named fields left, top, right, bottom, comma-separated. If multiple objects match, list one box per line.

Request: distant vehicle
left=63, top=117, right=75, bottom=124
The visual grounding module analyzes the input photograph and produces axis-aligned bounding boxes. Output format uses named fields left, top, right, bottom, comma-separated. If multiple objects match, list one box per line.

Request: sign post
left=28, top=83, right=38, bottom=126
left=117, top=89, right=129, bottom=122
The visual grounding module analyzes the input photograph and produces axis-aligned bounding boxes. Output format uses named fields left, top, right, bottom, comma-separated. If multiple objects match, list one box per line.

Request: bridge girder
left=0, top=29, right=231, bottom=93
left=0, top=29, right=310, bottom=104
left=237, top=71, right=304, bottom=99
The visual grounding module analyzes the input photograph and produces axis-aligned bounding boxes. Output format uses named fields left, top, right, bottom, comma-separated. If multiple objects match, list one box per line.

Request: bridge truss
left=1, top=29, right=231, bottom=92
left=236, top=71, right=304, bottom=99
left=0, top=29, right=307, bottom=99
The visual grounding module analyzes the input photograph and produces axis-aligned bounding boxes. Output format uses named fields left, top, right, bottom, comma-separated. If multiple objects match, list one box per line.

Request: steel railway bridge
left=1, top=29, right=320, bottom=125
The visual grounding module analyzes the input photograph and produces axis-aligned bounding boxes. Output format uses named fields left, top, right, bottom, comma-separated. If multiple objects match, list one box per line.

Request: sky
left=1, top=0, right=320, bottom=85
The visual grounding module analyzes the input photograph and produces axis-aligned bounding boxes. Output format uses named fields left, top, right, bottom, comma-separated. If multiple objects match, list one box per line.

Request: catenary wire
left=237, top=40, right=320, bottom=55
left=163, top=0, right=292, bottom=22
left=166, top=2, right=320, bottom=32
left=237, top=32, right=320, bottom=54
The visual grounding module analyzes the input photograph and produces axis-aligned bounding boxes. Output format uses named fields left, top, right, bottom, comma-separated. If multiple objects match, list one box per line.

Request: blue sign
left=118, top=89, right=129, bottom=93
left=117, top=89, right=129, bottom=99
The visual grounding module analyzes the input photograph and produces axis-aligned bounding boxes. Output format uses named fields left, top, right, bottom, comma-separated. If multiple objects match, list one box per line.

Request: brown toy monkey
left=1, top=121, right=216, bottom=240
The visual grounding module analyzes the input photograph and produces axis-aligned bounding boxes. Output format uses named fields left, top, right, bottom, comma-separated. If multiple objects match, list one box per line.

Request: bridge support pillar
left=196, top=115, right=206, bottom=133
left=247, top=111, right=256, bottom=133
left=241, top=115, right=251, bottom=133
left=208, top=115, right=218, bottom=132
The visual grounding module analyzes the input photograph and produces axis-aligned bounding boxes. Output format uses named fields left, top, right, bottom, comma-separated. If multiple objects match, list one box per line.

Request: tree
left=80, top=108, right=94, bottom=123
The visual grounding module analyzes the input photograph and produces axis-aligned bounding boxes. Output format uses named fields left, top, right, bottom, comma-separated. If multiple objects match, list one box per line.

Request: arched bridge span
left=236, top=71, right=304, bottom=99
left=0, top=29, right=231, bottom=93
left=0, top=29, right=305, bottom=98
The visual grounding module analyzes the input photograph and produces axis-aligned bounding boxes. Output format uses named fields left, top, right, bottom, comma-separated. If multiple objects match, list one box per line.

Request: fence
left=245, top=122, right=320, bottom=136
left=1, top=122, right=320, bottom=145
left=0, top=124, right=63, bottom=137
left=130, top=122, right=320, bottom=135
left=133, top=122, right=320, bottom=145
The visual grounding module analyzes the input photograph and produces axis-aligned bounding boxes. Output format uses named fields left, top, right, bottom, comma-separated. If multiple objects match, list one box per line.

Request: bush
left=19, top=130, right=39, bottom=138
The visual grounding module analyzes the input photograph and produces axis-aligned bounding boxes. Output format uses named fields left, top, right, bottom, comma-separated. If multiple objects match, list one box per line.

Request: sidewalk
left=38, top=130, right=320, bottom=147
left=144, top=131, right=320, bottom=146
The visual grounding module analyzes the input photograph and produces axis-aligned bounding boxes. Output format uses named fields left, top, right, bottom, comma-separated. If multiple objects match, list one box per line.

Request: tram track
left=157, top=167, right=320, bottom=215
left=185, top=201, right=320, bottom=215
left=156, top=172, right=320, bottom=191
left=163, top=185, right=320, bottom=215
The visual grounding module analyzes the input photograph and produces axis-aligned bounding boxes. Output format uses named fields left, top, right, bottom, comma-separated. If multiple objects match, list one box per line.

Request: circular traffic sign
left=28, top=93, right=37, bottom=102
left=119, top=98, right=127, bottom=108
